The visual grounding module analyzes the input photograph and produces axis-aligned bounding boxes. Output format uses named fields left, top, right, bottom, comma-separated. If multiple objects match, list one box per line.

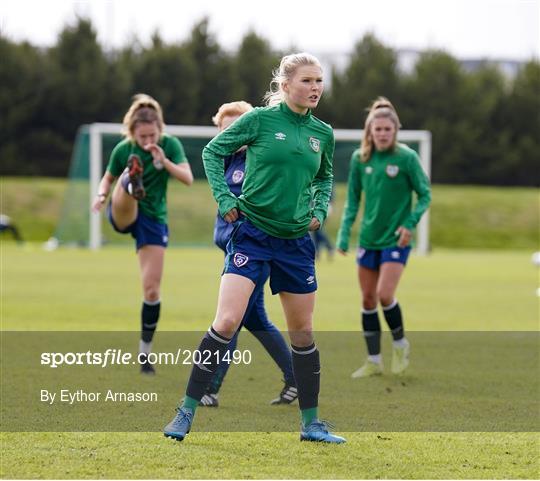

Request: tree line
left=1, top=17, right=538, bottom=186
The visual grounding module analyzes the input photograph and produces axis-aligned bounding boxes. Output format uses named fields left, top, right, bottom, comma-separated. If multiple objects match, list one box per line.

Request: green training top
left=107, top=134, right=187, bottom=223
left=203, top=102, right=334, bottom=239
left=337, top=144, right=431, bottom=251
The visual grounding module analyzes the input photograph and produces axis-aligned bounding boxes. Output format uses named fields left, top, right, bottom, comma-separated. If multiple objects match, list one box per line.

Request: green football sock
left=301, top=407, right=318, bottom=426
left=182, top=395, right=198, bottom=412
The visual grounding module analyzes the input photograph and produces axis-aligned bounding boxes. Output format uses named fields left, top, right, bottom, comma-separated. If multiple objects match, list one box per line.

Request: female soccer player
left=92, top=94, right=193, bottom=374
left=336, top=97, right=431, bottom=378
left=164, top=53, right=345, bottom=443
left=199, top=100, right=297, bottom=407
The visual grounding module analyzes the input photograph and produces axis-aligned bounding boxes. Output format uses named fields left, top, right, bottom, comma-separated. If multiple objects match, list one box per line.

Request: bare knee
left=143, top=285, right=160, bottom=303
left=213, top=312, right=242, bottom=338
left=377, top=292, right=395, bottom=307
left=289, top=329, right=314, bottom=348
left=362, top=292, right=378, bottom=310
left=285, top=314, right=313, bottom=347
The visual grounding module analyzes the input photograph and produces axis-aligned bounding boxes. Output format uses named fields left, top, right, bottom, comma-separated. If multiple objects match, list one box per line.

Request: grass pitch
left=2, top=178, right=538, bottom=250
left=1, top=245, right=539, bottom=479
left=2, top=432, right=537, bottom=479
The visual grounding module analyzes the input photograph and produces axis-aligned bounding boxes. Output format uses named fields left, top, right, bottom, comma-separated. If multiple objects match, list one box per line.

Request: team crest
left=309, top=137, right=320, bottom=152
left=386, top=165, right=399, bottom=177
left=232, top=170, right=244, bottom=184
left=233, top=253, right=249, bottom=267
left=365, top=166, right=373, bottom=174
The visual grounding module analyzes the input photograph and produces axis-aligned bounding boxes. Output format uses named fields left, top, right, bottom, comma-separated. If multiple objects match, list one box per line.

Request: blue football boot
left=300, top=419, right=346, bottom=444
left=163, top=406, right=194, bottom=441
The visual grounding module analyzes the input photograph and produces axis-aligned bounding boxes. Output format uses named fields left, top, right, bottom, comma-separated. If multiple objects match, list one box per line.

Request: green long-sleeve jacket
left=203, top=102, right=334, bottom=239
left=337, top=144, right=431, bottom=251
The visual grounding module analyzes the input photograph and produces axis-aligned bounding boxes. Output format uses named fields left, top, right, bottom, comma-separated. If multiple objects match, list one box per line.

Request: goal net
left=54, top=124, right=431, bottom=253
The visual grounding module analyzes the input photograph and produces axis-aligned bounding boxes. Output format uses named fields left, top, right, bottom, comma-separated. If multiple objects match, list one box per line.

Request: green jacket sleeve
left=403, top=151, right=431, bottom=230
left=336, top=153, right=362, bottom=252
left=311, top=133, right=335, bottom=226
left=202, top=110, right=259, bottom=217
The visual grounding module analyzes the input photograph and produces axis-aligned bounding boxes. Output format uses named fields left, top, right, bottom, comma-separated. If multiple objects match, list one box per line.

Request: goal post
left=62, top=123, right=431, bottom=252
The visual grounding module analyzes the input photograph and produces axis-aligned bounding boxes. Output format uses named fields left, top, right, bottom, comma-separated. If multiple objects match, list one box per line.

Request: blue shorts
left=356, top=246, right=411, bottom=270
left=224, top=219, right=317, bottom=295
left=107, top=204, right=168, bottom=251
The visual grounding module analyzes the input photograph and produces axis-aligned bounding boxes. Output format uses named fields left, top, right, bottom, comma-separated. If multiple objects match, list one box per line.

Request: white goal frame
left=89, top=123, right=431, bottom=253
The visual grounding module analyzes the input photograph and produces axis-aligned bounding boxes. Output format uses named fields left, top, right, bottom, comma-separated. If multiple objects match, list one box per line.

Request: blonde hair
left=263, top=52, right=322, bottom=106
left=122, top=93, right=164, bottom=140
left=212, top=101, right=253, bottom=128
left=360, top=97, right=401, bottom=162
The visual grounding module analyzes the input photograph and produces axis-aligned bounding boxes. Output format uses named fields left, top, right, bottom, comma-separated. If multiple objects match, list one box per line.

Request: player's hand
left=144, top=143, right=166, bottom=169
left=308, top=217, right=320, bottom=231
left=91, top=194, right=107, bottom=213
left=337, top=248, right=347, bottom=256
left=224, top=208, right=239, bottom=223
left=395, top=226, right=412, bottom=247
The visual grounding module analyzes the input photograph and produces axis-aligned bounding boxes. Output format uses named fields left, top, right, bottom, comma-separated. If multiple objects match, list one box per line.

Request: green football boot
left=351, top=359, right=383, bottom=378
left=391, top=338, right=410, bottom=375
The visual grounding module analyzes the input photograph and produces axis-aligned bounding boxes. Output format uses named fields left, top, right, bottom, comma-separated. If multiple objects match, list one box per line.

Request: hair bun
left=372, top=97, right=396, bottom=112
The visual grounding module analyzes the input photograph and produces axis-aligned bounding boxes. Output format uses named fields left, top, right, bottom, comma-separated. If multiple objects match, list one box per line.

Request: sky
left=1, top=0, right=539, bottom=60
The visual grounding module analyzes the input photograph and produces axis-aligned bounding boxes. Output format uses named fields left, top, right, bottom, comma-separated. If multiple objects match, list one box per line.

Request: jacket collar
left=280, top=102, right=312, bottom=124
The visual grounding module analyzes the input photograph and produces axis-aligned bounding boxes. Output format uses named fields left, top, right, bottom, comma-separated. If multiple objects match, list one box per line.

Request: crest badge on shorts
left=386, top=165, right=399, bottom=177
left=233, top=253, right=249, bottom=268
left=309, top=137, right=320, bottom=152
left=232, top=170, right=244, bottom=184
